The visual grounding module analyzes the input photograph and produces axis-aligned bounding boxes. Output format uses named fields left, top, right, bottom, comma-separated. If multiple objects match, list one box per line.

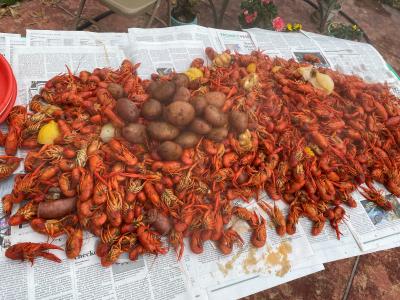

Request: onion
left=298, top=66, right=334, bottom=95
left=241, top=73, right=259, bottom=91
left=298, top=66, right=313, bottom=81
left=316, top=72, right=334, bottom=94
left=100, top=123, right=115, bottom=143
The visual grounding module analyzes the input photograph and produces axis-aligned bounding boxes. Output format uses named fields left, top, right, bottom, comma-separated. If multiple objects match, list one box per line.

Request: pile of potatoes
left=117, top=74, right=248, bottom=161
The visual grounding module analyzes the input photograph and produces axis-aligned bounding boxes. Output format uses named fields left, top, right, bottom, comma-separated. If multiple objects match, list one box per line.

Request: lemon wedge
left=37, top=120, right=60, bottom=144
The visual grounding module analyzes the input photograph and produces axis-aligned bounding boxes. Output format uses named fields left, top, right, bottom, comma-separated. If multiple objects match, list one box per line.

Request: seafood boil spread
left=1, top=47, right=400, bottom=267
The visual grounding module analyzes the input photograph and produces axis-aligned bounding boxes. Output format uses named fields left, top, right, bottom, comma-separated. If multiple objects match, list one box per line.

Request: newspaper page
left=303, top=198, right=400, bottom=263
left=0, top=32, right=20, bottom=59
left=344, top=184, right=400, bottom=251
left=129, top=41, right=207, bottom=79
left=128, top=25, right=224, bottom=52
left=245, top=28, right=331, bottom=67
left=0, top=176, right=14, bottom=255
left=6, top=35, right=26, bottom=68
left=183, top=197, right=322, bottom=299
left=12, top=45, right=125, bottom=106
left=7, top=225, right=194, bottom=300
left=26, top=29, right=129, bottom=50
left=302, top=31, right=398, bottom=83
left=6, top=193, right=322, bottom=300
left=214, top=29, right=257, bottom=54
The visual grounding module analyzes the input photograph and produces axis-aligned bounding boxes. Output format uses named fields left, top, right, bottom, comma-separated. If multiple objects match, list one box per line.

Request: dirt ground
left=0, top=0, right=399, bottom=299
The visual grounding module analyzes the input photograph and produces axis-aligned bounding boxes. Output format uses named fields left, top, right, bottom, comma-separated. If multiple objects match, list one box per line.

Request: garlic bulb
left=100, top=123, right=115, bottom=143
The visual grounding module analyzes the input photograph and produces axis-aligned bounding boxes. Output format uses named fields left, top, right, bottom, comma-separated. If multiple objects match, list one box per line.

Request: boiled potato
left=189, top=118, right=212, bottom=135
left=191, top=95, right=207, bottom=116
left=204, top=105, right=228, bottom=127
left=165, top=101, right=195, bottom=127
left=141, top=98, right=162, bottom=120
left=151, top=81, right=176, bottom=102
left=122, top=123, right=147, bottom=144
left=107, top=83, right=124, bottom=99
left=207, top=127, right=228, bottom=142
left=172, top=73, right=189, bottom=88
left=174, top=131, right=200, bottom=148
left=147, top=81, right=158, bottom=94
left=229, top=111, right=248, bottom=133
left=172, top=86, right=191, bottom=102
left=204, top=91, right=226, bottom=108
left=115, top=98, right=139, bottom=122
left=147, top=122, right=180, bottom=141
left=158, top=141, right=183, bottom=161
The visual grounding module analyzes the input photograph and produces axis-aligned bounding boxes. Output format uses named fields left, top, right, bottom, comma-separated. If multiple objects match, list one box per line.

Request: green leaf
left=0, top=0, right=18, bottom=6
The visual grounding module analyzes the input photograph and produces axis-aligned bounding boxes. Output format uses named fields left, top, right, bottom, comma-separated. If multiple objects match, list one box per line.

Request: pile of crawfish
left=1, top=47, right=400, bottom=266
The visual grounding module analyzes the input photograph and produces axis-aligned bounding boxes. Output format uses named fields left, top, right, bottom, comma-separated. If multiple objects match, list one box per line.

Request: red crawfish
left=65, top=227, right=83, bottom=259
left=324, top=206, right=346, bottom=239
left=8, top=201, right=38, bottom=226
left=217, top=228, right=243, bottom=255
left=359, top=185, right=393, bottom=211
left=137, top=225, right=167, bottom=255
left=0, top=156, right=22, bottom=181
left=258, top=200, right=286, bottom=236
left=5, top=242, right=63, bottom=264
left=30, top=215, right=78, bottom=238
left=250, top=215, right=267, bottom=248
left=5, top=106, right=27, bottom=156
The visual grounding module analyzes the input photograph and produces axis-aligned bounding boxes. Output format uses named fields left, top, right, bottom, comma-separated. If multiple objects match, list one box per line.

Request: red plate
left=0, top=54, right=17, bottom=123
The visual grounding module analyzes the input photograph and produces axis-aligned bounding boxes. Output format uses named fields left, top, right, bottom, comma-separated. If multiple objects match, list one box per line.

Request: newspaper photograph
left=345, top=185, right=400, bottom=251
left=215, top=29, right=257, bottom=54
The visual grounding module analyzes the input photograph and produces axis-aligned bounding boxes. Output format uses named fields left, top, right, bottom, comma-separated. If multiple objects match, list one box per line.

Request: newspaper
left=6, top=36, right=26, bottom=67
left=0, top=32, right=20, bottom=60
left=12, top=45, right=125, bottom=106
left=129, top=41, right=207, bottom=79
left=344, top=184, right=400, bottom=251
left=246, top=28, right=331, bottom=67
left=301, top=31, right=398, bottom=83
left=214, top=29, right=257, bottom=54
left=128, top=25, right=223, bottom=51
left=1, top=25, right=400, bottom=299
left=26, top=29, right=129, bottom=49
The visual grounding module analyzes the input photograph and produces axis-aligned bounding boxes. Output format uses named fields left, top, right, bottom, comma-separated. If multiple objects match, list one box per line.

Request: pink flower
left=243, top=9, right=249, bottom=15
left=262, top=0, right=272, bottom=4
left=244, top=11, right=257, bottom=24
left=245, top=14, right=254, bottom=24
left=272, top=16, right=285, bottom=31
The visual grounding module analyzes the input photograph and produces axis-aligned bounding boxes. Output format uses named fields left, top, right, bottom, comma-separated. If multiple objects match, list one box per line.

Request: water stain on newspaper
left=218, top=248, right=243, bottom=276
left=217, top=241, right=292, bottom=278
left=265, top=242, right=292, bottom=277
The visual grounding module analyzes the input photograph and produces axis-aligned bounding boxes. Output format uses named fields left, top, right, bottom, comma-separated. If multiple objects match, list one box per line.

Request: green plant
left=327, top=22, right=363, bottom=41
left=238, top=0, right=284, bottom=31
left=0, top=0, right=18, bottom=6
left=171, top=0, right=198, bottom=23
